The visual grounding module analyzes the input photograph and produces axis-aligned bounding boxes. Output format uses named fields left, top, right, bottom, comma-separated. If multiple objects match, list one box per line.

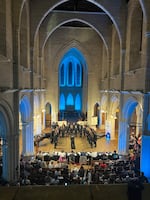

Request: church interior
left=0, top=0, right=150, bottom=199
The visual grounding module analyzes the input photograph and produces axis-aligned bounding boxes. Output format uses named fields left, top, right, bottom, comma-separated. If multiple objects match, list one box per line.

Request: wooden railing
left=0, top=184, right=149, bottom=200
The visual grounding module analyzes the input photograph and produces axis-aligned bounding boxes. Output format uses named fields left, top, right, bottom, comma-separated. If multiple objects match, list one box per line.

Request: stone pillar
left=141, top=94, right=150, bottom=179
left=110, top=117, right=116, bottom=140
left=37, top=114, right=41, bottom=134
left=22, top=121, right=34, bottom=155
left=2, top=133, right=20, bottom=182
left=42, top=109, right=46, bottom=129
left=2, top=141, right=9, bottom=181
left=118, top=120, right=129, bottom=155
left=136, top=107, right=142, bottom=137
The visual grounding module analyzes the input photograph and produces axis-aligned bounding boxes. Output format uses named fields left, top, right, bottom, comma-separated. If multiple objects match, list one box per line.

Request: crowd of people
left=12, top=148, right=147, bottom=187
left=34, top=122, right=98, bottom=150
left=0, top=122, right=148, bottom=189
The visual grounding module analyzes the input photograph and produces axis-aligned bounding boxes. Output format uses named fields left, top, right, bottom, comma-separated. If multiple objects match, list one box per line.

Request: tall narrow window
left=76, top=63, right=82, bottom=86
left=75, top=94, right=81, bottom=110
left=59, top=94, right=65, bottom=110
left=60, top=64, right=65, bottom=86
left=67, top=62, right=74, bottom=86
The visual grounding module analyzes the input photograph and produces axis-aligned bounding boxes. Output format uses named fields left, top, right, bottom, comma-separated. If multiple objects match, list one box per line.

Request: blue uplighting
left=59, top=50, right=83, bottom=88
left=75, top=94, right=81, bottom=110
left=19, top=96, right=31, bottom=122
left=59, top=94, right=65, bottom=110
left=141, top=135, right=150, bottom=179
left=66, top=93, right=74, bottom=105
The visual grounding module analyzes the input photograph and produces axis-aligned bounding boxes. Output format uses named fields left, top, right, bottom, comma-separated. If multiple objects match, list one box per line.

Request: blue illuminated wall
left=0, top=111, right=8, bottom=181
left=59, top=55, right=82, bottom=87
left=75, top=94, right=81, bottom=110
left=0, top=111, right=7, bottom=138
left=19, top=95, right=31, bottom=122
left=66, top=93, right=74, bottom=105
left=59, top=94, right=65, bottom=110
left=141, top=135, right=150, bottom=179
left=59, top=48, right=85, bottom=113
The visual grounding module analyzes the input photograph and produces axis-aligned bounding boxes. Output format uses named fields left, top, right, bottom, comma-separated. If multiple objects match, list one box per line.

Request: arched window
left=75, top=63, right=82, bottom=86
left=59, top=94, right=65, bottom=110
left=67, top=62, right=74, bottom=86
left=60, top=64, right=65, bottom=86
left=75, top=94, right=81, bottom=110
left=66, top=93, right=74, bottom=105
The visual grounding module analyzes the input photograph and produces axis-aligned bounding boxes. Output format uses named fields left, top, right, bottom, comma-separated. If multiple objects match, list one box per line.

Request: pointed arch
left=59, top=94, right=65, bottom=110
left=0, top=100, right=14, bottom=181
left=66, top=93, right=74, bottom=106
left=75, top=94, right=81, bottom=110
left=118, top=97, right=139, bottom=155
left=75, top=62, right=82, bottom=87
left=60, top=63, right=65, bottom=86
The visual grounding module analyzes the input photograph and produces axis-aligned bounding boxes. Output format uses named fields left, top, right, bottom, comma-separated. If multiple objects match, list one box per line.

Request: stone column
left=2, top=133, right=20, bottom=182
left=110, top=117, right=116, bottom=140
left=2, top=140, right=9, bottom=181
left=42, top=109, right=46, bottom=129
left=118, top=119, right=129, bottom=155
left=22, top=121, right=34, bottom=155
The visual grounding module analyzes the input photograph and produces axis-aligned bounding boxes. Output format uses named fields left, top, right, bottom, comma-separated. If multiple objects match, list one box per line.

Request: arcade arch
left=19, top=95, right=34, bottom=155
left=0, top=100, right=16, bottom=182
left=118, top=97, right=142, bottom=155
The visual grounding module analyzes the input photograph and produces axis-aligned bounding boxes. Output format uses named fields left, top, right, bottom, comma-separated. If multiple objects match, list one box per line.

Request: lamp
left=0, top=138, right=8, bottom=147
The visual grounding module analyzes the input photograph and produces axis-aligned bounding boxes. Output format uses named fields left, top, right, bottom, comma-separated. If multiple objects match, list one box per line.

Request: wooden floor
left=35, top=128, right=118, bottom=154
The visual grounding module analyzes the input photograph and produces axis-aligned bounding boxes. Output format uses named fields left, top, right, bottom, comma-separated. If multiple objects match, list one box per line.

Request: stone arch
left=41, top=18, right=109, bottom=54
left=33, top=0, right=123, bottom=48
left=18, top=0, right=30, bottom=70
left=126, top=1, right=143, bottom=71
left=138, top=0, right=149, bottom=24
left=118, top=97, right=138, bottom=155
left=39, top=18, right=110, bottom=82
left=19, top=95, right=34, bottom=155
left=111, top=26, right=121, bottom=75
left=58, top=47, right=88, bottom=120
left=0, top=99, right=14, bottom=181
